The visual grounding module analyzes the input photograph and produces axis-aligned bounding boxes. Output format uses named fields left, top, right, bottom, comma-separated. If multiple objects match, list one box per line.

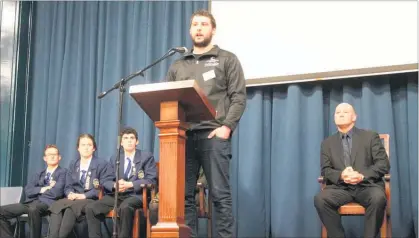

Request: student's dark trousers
left=85, top=194, right=142, bottom=238
left=0, top=200, right=49, bottom=238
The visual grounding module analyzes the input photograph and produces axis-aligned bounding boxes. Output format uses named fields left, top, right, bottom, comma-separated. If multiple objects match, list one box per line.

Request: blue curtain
left=28, top=1, right=207, bottom=171
left=231, top=73, right=418, bottom=238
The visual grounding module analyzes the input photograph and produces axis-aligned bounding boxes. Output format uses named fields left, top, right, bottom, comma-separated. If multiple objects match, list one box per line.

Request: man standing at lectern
left=166, top=9, right=247, bottom=237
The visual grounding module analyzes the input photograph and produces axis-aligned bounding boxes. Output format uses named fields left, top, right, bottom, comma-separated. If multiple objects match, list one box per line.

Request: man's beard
left=193, top=35, right=212, bottom=48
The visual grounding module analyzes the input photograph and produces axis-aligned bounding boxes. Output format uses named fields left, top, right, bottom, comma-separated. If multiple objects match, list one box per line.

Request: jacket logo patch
left=204, top=57, right=219, bottom=67
left=93, top=178, right=100, bottom=189
left=138, top=170, right=144, bottom=179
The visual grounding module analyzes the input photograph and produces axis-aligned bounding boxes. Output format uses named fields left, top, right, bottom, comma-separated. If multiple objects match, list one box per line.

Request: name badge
left=202, top=70, right=216, bottom=81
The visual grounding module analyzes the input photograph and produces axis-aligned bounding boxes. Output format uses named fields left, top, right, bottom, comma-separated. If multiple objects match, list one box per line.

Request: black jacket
left=321, top=127, right=390, bottom=189
left=166, top=45, right=246, bottom=132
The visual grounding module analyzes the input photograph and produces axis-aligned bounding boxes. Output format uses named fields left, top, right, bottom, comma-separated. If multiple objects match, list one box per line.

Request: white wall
left=211, top=1, right=418, bottom=80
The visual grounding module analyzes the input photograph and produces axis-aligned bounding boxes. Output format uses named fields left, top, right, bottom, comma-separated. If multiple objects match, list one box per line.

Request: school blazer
left=24, top=166, right=67, bottom=206
left=64, top=156, right=110, bottom=200
left=103, top=149, right=157, bottom=200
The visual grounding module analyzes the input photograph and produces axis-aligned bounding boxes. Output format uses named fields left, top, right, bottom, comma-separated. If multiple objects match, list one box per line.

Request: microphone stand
left=97, top=48, right=181, bottom=238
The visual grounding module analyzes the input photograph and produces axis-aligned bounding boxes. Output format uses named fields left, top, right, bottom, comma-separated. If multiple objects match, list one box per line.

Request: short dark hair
left=76, top=133, right=97, bottom=150
left=44, top=144, right=60, bottom=155
left=190, top=9, right=216, bottom=29
left=120, top=127, right=138, bottom=140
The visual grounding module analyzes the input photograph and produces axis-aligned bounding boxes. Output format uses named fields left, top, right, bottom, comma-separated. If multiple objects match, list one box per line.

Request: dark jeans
left=0, top=200, right=49, bottom=238
left=185, top=129, right=234, bottom=238
left=314, top=186, right=387, bottom=238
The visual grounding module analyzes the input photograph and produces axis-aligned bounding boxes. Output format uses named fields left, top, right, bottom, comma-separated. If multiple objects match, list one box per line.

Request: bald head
left=334, top=103, right=357, bottom=132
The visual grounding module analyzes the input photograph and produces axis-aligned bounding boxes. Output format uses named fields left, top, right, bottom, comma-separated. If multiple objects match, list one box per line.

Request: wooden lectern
left=129, top=80, right=215, bottom=238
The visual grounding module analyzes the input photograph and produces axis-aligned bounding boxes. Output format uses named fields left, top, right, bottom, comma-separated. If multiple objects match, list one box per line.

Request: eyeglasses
left=45, top=154, right=59, bottom=157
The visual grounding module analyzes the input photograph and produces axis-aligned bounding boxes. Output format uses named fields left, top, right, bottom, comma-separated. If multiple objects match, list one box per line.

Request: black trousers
left=85, top=195, right=142, bottom=238
left=314, top=186, right=387, bottom=238
left=185, top=129, right=234, bottom=238
left=48, top=199, right=93, bottom=238
left=148, top=202, right=158, bottom=227
left=0, top=200, right=49, bottom=238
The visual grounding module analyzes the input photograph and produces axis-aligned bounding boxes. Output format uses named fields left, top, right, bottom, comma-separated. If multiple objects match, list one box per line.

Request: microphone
left=171, top=47, right=188, bottom=54
left=98, top=46, right=188, bottom=99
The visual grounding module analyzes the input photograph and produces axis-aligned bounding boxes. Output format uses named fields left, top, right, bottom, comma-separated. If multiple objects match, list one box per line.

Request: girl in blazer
left=48, top=134, right=110, bottom=238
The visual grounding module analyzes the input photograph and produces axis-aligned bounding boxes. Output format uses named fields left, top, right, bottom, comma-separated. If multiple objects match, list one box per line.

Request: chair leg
left=321, top=224, right=327, bottom=238
left=207, top=192, right=212, bottom=238
left=207, top=216, right=212, bottom=238
left=132, top=210, right=140, bottom=238
left=13, top=218, right=20, bottom=238
left=380, top=211, right=388, bottom=238
left=388, top=215, right=392, bottom=238
left=147, top=210, right=151, bottom=238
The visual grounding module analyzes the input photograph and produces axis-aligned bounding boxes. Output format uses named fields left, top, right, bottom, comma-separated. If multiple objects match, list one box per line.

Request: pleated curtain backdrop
left=231, top=73, right=417, bottom=238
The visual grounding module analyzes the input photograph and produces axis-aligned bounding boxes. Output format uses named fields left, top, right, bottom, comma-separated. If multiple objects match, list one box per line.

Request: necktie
left=124, top=158, right=132, bottom=180
left=342, top=134, right=351, bottom=167
left=80, top=170, right=87, bottom=185
left=44, top=172, right=51, bottom=185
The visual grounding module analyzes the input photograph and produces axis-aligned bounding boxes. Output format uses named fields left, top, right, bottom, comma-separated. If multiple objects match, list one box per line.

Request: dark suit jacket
left=64, top=156, right=111, bottom=199
left=103, top=149, right=157, bottom=200
left=24, top=166, right=66, bottom=206
left=321, top=127, right=390, bottom=189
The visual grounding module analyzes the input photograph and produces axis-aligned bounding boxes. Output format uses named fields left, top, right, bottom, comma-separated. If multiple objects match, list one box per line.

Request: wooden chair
left=145, top=162, right=212, bottom=237
left=144, top=168, right=158, bottom=238
left=98, top=184, right=148, bottom=238
left=197, top=180, right=212, bottom=237
left=318, top=134, right=391, bottom=238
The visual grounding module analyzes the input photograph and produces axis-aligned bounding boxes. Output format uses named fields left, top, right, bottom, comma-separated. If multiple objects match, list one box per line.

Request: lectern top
left=129, top=80, right=216, bottom=122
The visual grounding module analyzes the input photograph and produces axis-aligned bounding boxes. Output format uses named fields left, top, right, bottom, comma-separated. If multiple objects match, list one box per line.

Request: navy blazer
left=64, top=156, right=110, bottom=200
left=103, top=149, right=157, bottom=199
left=24, top=166, right=66, bottom=206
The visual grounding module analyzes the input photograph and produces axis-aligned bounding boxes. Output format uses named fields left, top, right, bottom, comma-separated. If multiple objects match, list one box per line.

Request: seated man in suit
left=85, top=127, right=157, bottom=238
left=148, top=166, right=207, bottom=226
left=314, top=103, right=390, bottom=238
left=0, top=144, right=66, bottom=238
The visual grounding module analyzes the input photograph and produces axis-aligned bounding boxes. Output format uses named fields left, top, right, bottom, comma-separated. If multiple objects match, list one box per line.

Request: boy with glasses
left=0, top=144, right=66, bottom=238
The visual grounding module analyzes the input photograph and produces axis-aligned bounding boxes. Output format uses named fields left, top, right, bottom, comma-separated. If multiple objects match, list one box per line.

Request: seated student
left=85, top=127, right=157, bottom=238
left=149, top=166, right=207, bottom=226
left=48, top=134, right=110, bottom=238
left=0, top=144, right=66, bottom=238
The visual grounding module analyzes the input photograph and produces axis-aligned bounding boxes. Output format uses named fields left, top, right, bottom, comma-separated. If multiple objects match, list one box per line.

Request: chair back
left=0, top=187, right=23, bottom=205
left=155, top=162, right=160, bottom=193
left=379, top=134, right=390, bottom=159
